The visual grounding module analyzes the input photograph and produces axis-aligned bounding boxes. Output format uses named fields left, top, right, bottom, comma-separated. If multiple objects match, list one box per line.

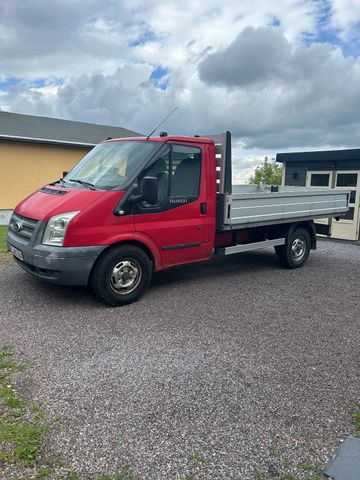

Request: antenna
left=146, top=106, right=178, bottom=140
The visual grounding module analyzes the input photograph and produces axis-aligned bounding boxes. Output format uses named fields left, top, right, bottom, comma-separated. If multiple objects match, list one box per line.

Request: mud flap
left=315, top=223, right=331, bottom=236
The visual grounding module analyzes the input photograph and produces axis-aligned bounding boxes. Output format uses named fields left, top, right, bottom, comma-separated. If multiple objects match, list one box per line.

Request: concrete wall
left=0, top=141, right=91, bottom=209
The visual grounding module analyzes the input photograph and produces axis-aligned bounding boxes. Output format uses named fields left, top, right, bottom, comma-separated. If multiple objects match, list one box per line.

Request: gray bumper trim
left=8, top=227, right=107, bottom=286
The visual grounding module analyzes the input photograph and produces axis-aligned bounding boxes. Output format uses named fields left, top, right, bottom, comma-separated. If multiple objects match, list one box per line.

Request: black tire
left=90, top=245, right=152, bottom=306
left=278, top=228, right=311, bottom=268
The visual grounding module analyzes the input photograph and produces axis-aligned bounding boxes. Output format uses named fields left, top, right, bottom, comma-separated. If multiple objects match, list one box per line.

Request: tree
left=248, top=156, right=283, bottom=185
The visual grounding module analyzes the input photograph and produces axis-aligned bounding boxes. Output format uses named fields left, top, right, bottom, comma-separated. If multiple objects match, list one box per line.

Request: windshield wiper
left=69, top=178, right=96, bottom=190
left=49, top=178, right=65, bottom=187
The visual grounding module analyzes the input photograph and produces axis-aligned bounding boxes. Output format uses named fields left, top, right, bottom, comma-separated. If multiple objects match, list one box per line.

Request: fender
left=105, top=232, right=163, bottom=270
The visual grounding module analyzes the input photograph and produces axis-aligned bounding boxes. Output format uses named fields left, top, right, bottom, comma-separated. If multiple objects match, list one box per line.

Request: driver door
left=134, top=143, right=211, bottom=268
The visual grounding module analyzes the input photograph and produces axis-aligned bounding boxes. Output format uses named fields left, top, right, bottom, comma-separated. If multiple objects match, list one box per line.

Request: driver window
left=170, top=145, right=201, bottom=197
left=141, top=149, right=170, bottom=205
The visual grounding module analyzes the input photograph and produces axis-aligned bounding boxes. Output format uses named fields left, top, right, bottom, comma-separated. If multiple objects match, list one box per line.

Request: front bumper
left=7, top=219, right=107, bottom=286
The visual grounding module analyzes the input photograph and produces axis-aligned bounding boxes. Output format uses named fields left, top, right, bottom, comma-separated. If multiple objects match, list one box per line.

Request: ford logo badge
left=13, top=221, right=23, bottom=233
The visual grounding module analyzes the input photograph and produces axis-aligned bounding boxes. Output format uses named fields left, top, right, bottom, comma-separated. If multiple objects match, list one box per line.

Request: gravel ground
left=0, top=240, right=359, bottom=479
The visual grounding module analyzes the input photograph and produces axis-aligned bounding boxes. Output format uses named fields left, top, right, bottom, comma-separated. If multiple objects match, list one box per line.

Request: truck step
left=215, top=238, right=285, bottom=256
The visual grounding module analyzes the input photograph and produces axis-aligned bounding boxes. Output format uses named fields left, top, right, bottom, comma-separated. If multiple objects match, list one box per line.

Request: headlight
left=42, top=211, right=80, bottom=246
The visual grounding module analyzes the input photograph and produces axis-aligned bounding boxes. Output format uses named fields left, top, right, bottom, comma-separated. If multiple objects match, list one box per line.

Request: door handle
left=200, top=202, right=207, bottom=215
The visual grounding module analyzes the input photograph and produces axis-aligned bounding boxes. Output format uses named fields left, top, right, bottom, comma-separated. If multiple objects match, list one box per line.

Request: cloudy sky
left=1, top=0, right=360, bottom=181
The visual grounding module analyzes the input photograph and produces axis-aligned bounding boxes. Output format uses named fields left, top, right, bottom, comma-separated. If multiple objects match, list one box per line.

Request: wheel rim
left=110, top=259, right=142, bottom=295
left=291, top=236, right=306, bottom=261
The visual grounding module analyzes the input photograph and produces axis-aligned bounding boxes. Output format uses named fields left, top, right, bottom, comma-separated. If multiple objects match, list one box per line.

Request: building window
left=310, top=173, right=330, bottom=187
left=336, top=173, right=358, bottom=187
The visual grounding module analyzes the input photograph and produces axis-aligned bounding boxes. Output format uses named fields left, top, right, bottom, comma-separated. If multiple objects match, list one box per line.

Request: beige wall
left=0, top=141, right=91, bottom=209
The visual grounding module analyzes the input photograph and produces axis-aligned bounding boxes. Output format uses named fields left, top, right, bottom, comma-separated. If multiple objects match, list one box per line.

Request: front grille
left=9, top=212, right=39, bottom=245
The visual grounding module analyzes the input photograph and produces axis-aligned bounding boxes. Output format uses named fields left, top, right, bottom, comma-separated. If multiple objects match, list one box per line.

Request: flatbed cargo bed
left=219, top=185, right=349, bottom=229
left=205, top=132, right=349, bottom=230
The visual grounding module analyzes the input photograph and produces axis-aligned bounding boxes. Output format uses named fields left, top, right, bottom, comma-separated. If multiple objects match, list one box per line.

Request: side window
left=141, top=149, right=170, bottom=205
left=170, top=145, right=201, bottom=198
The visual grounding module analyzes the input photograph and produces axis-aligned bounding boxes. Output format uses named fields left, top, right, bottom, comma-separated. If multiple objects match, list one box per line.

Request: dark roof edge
left=0, top=110, right=143, bottom=134
left=0, top=134, right=96, bottom=148
left=277, top=148, right=360, bottom=163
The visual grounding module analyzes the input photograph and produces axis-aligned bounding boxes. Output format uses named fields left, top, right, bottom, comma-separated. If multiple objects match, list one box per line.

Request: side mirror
left=62, top=171, right=69, bottom=178
left=142, top=176, right=158, bottom=204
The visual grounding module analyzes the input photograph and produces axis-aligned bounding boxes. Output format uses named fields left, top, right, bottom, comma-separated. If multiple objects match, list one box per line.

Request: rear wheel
left=278, top=228, right=311, bottom=268
left=90, top=245, right=152, bottom=306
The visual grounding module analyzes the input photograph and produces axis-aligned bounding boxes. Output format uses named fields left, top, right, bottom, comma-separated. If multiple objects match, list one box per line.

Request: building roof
left=0, top=110, right=142, bottom=148
left=277, top=148, right=360, bottom=163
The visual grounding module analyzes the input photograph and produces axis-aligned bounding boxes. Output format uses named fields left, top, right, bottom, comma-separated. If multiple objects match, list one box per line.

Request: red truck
left=7, top=132, right=349, bottom=306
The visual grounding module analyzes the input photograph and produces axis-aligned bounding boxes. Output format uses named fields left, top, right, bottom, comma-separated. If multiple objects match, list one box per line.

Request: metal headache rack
left=203, top=131, right=232, bottom=195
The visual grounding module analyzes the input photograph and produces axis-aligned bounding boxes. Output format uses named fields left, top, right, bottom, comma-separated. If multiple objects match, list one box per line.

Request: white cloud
left=330, top=0, right=360, bottom=32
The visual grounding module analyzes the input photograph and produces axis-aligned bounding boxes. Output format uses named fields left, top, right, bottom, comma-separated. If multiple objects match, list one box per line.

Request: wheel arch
left=275, top=222, right=314, bottom=269
left=89, top=237, right=161, bottom=286
left=89, top=240, right=155, bottom=306
left=102, top=240, right=156, bottom=265
left=271, top=221, right=316, bottom=250
left=290, top=221, right=316, bottom=250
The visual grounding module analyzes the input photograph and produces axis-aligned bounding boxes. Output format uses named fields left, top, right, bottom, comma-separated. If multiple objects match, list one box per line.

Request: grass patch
left=254, top=456, right=326, bottom=479
left=0, top=348, right=46, bottom=466
left=0, top=225, right=8, bottom=252
left=0, top=347, right=139, bottom=479
left=0, top=226, right=12, bottom=263
left=346, top=403, right=360, bottom=437
left=95, top=466, right=139, bottom=479
left=0, top=225, right=12, bottom=264
left=352, top=407, right=360, bottom=436
left=254, top=467, right=325, bottom=480
left=190, top=450, right=206, bottom=466
left=271, top=464, right=324, bottom=480
left=0, top=347, right=26, bottom=379
left=0, top=418, right=48, bottom=465
left=273, top=405, right=360, bottom=479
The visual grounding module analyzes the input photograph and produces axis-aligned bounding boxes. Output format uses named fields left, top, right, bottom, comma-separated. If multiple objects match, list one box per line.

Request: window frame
left=336, top=173, right=358, bottom=188
left=168, top=143, right=202, bottom=199
left=134, top=142, right=203, bottom=214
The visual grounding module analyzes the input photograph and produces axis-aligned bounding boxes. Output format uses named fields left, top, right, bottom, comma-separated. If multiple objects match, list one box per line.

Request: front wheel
left=90, top=245, right=152, bottom=306
left=277, top=228, right=311, bottom=268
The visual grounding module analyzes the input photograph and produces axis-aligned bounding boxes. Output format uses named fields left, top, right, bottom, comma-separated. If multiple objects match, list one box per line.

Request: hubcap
left=110, top=259, right=141, bottom=294
left=291, top=236, right=306, bottom=261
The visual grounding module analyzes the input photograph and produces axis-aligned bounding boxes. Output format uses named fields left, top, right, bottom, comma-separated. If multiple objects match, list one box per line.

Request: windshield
left=63, top=141, right=158, bottom=190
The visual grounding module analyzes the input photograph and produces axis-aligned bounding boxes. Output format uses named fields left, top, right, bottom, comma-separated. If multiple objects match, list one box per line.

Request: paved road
left=1, top=241, right=359, bottom=479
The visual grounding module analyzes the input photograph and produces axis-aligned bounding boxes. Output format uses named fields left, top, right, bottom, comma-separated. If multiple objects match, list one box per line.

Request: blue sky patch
left=0, top=76, right=63, bottom=91
left=129, top=28, right=157, bottom=47
left=0, top=76, right=22, bottom=90
left=150, top=66, right=170, bottom=90
left=302, top=0, right=360, bottom=57
left=303, top=26, right=360, bottom=57
left=29, top=78, right=47, bottom=88
left=271, top=17, right=281, bottom=27
left=302, top=0, right=339, bottom=46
